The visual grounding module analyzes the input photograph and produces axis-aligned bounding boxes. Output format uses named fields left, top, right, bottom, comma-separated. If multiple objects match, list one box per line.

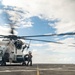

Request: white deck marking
left=0, top=70, right=37, bottom=72
left=0, top=68, right=75, bottom=72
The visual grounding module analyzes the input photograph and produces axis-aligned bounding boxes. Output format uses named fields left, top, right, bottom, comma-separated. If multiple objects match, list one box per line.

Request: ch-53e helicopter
left=0, top=24, right=75, bottom=66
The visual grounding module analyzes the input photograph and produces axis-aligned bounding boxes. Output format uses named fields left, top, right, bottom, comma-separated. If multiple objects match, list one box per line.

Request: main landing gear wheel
left=1, top=57, right=6, bottom=66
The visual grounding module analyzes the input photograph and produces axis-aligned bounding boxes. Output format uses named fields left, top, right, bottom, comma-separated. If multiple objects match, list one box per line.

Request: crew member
left=24, top=51, right=32, bottom=66
left=27, top=51, right=32, bottom=66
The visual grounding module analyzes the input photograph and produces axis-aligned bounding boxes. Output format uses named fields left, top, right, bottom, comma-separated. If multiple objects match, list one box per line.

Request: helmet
left=29, top=51, right=32, bottom=54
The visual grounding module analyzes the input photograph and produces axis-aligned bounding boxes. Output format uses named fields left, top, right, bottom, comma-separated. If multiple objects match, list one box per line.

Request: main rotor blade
left=25, top=38, right=63, bottom=44
left=68, top=45, right=75, bottom=47
left=0, top=35, right=5, bottom=37
left=0, top=32, right=75, bottom=38
left=22, top=32, right=75, bottom=37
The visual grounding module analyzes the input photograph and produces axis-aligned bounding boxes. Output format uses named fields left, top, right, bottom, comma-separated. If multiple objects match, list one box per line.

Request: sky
left=0, top=0, right=75, bottom=64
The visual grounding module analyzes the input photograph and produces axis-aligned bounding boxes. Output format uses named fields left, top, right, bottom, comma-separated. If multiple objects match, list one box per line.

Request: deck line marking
left=0, top=68, right=75, bottom=72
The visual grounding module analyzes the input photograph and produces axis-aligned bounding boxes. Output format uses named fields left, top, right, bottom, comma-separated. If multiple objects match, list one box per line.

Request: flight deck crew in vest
left=27, top=51, right=32, bottom=66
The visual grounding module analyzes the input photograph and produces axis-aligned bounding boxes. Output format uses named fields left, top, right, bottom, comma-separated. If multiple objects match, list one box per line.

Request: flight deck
left=0, top=64, right=75, bottom=75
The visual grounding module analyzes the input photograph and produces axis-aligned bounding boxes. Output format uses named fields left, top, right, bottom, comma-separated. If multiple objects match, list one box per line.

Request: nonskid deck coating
left=0, top=64, right=75, bottom=75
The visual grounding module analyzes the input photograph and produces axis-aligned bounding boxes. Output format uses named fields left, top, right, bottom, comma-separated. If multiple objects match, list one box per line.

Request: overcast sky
left=0, top=0, right=75, bottom=63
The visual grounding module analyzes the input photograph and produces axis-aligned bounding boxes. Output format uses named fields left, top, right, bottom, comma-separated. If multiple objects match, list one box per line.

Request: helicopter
left=0, top=24, right=75, bottom=66
left=0, top=24, right=32, bottom=66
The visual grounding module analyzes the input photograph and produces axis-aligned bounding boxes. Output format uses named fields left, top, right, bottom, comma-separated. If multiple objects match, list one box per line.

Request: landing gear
left=22, top=57, right=27, bottom=66
left=1, top=53, right=9, bottom=66
left=22, top=62, right=26, bottom=66
left=1, top=57, right=6, bottom=66
left=22, top=61, right=32, bottom=66
left=22, top=55, right=32, bottom=66
left=1, top=62, right=6, bottom=66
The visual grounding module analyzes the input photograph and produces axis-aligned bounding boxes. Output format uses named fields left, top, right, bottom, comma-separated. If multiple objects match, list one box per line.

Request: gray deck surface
left=0, top=64, right=75, bottom=75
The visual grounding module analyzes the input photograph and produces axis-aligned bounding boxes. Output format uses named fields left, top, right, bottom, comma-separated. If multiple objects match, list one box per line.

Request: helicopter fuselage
left=0, top=40, right=26, bottom=65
